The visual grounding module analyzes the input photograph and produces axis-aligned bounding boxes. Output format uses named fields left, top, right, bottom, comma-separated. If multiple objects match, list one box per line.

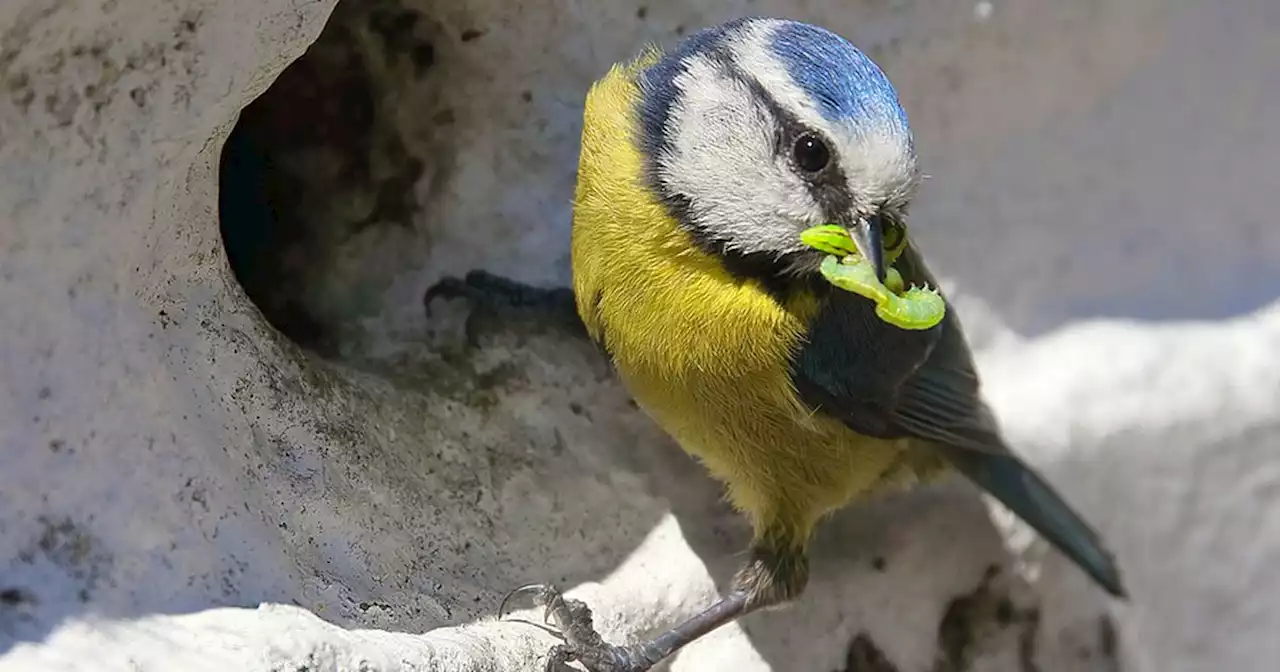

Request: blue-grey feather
left=769, top=21, right=911, bottom=139
left=938, top=446, right=1128, bottom=598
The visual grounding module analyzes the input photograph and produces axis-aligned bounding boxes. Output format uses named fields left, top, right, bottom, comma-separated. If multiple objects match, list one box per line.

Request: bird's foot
left=422, top=270, right=584, bottom=346
left=501, top=584, right=654, bottom=672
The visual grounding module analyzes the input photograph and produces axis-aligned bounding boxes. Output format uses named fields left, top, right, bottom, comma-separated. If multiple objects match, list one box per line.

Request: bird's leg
left=527, top=541, right=810, bottom=672
left=422, top=270, right=586, bottom=345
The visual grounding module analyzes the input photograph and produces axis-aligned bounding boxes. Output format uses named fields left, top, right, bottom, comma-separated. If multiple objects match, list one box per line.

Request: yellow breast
left=569, top=54, right=919, bottom=543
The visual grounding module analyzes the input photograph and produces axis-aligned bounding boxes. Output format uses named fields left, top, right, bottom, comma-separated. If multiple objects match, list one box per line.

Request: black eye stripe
left=709, top=54, right=855, bottom=217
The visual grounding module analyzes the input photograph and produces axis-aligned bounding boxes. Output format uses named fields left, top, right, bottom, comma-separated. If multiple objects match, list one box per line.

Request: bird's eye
left=881, top=217, right=905, bottom=250
left=792, top=133, right=831, bottom=173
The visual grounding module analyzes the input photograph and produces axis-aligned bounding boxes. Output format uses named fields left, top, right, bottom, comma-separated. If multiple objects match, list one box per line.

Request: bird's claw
left=422, top=270, right=584, bottom=346
left=422, top=271, right=495, bottom=346
left=497, top=583, right=551, bottom=621
left=497, top=583, right=650, bottom=672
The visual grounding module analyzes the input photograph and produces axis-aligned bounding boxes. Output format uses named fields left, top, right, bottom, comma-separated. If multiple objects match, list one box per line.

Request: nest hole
left=218, top=0, right=439, bottom=357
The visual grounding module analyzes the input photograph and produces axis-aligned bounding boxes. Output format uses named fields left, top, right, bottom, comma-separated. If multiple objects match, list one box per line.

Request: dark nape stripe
left=638, top=19, right=755, bottom=176
left=717, top=55, right=856, bottom=223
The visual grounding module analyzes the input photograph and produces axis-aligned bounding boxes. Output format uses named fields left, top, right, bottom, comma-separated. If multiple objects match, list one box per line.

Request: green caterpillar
left=800, top=225, right=945, bottom=331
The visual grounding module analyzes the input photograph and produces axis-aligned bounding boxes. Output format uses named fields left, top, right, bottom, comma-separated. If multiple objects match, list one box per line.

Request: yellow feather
left=571, top=53, right=935, bottom=546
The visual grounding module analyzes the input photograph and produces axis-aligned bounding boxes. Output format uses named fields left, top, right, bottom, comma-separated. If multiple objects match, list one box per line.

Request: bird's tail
left=939, top=447, right=1128, bottom=598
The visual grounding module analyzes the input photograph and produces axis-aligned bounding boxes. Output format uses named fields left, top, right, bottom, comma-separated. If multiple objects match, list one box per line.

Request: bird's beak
left=846, top=214, right=886, bottom=282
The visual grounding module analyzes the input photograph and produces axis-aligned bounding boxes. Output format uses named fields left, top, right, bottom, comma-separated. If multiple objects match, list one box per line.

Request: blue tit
left=425, top=16, right=1126, bottom=672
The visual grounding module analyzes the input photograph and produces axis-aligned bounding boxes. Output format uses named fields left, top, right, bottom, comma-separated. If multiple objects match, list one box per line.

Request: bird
left=424, top=16, right=1126, bottom=672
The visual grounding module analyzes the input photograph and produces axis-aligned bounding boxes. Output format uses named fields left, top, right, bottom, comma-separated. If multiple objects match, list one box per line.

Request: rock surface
left=2, top=0, right=1279, bottom=671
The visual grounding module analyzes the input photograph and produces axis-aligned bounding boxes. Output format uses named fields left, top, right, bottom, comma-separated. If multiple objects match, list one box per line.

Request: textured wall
left=2, top=0, right=1279, bottom=670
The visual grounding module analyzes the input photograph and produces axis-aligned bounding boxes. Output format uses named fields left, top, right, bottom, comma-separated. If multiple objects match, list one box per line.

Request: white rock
left=2, top=0, right=1278, bottom=671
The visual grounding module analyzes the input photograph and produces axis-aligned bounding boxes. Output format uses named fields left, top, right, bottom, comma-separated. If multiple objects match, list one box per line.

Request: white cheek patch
left=660, top=53, right=823, bottom=255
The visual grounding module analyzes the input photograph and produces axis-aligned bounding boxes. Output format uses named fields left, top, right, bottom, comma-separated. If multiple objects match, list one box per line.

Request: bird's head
left=637, top=17, right=919, bottom=283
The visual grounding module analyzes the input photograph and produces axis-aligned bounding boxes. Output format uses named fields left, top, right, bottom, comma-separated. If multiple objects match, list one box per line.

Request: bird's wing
left=876, top=242, right=1006, bottom=454
left=790, top=243, right=1127, bottom=597
left=789, top=241, right=1001, bottom=452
